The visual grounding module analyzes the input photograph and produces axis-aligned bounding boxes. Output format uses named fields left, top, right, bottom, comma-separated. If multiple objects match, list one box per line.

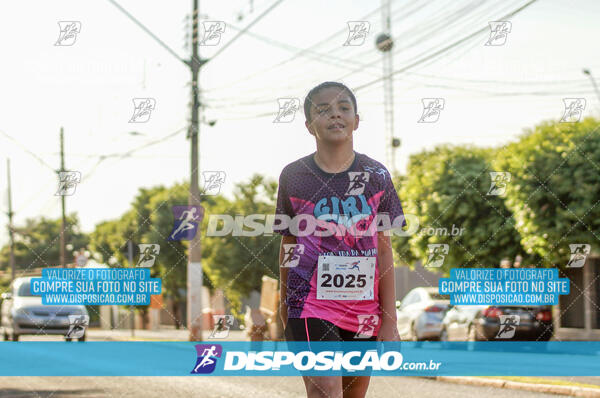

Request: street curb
left=436, top=376, right=600, bottom=397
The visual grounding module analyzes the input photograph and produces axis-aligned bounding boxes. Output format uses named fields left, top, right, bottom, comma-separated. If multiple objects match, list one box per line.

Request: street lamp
left=582, top=68, right=600, bottom=108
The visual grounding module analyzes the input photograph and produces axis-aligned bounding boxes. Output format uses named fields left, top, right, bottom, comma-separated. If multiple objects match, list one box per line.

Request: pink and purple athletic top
left=275, top=151, right=405, bottom=335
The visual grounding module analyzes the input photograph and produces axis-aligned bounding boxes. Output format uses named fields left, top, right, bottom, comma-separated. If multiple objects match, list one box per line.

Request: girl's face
left=305, top=87, right=359, bottom=144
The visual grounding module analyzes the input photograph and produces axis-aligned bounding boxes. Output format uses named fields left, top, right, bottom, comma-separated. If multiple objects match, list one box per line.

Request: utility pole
left=376, top=0, right=399, bottom=174
left=6, top=159, right=15, bottom=282
left=59, top=127, right=67, bottom=268
left=107, top=0, right=283, bottom=341
left=127, top=240, right=135, bottom=338
left=187, top=0, right=205, bottom=341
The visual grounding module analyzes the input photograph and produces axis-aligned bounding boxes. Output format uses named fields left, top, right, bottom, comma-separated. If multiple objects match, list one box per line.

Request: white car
left=1, top=277, right=88, bottom=341
left=396, top=287, right=450, bottom=341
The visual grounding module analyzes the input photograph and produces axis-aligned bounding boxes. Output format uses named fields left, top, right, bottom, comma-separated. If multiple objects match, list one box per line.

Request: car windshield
left=17, top=282, right=34, bottom=297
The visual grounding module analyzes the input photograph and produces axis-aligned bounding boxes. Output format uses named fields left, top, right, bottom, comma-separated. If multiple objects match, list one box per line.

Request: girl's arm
left=279, top=235, right=297, bottom=329
left=377, top=231, right=400, bottom=341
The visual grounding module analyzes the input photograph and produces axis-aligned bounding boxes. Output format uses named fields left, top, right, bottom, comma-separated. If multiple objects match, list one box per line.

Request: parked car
left=396, top=287, right=450, bottom=341
left=440, top=304, right=553, bottom=341
left=1, top=277, right=88, bottom=341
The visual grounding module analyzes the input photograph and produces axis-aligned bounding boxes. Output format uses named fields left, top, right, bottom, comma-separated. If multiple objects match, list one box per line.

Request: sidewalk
left=87, top=327, right=249, bottom=341
left=437, top=377, right=600, bottom=397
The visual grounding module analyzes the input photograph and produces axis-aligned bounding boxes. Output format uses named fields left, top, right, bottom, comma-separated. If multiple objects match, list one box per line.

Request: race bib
left=317, top=255, right=375, bottom=300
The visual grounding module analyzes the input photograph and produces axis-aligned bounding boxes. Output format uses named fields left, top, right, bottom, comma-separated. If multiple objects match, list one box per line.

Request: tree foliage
left=0, top=214, right=89, bottom=271
left=493, top=117, right=600, bottom=266
left=201, top=174, right=280, bottom=317
left=393, top=145, right=532, bottom=275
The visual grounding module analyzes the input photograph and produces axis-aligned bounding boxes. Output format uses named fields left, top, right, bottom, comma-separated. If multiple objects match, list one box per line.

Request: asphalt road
left=0, top=376, right=562, bottom=398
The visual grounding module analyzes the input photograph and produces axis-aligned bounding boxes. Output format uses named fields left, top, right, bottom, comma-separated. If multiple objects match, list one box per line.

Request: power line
left=106, top=0, right=186, bottom=65
left=0, top=129, right=56, bottom=172
left=203, top=0, right=285, bottom=66
left=353, top=0, right=540, bottom=92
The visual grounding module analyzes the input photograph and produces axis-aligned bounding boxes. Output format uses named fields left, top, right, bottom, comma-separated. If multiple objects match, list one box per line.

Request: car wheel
left=11, top=332, right=19, bottom=342
left=65, top=337, right=72, bottom=342
left=467, top=324, right=477, bottom=342
left=78, top=334, right=86, bottom=342
left=2, top=329, right=8, bottom=341
left=440, top=328, right=449, bottom=342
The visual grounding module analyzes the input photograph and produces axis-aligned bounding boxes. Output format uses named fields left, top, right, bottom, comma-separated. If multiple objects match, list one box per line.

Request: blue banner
left=0, top=342, right=599, bottom=376
left=439, top=268, right=569, bottom=305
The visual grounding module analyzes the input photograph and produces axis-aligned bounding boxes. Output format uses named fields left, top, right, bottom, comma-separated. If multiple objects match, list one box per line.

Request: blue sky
left=1, top=0, right=599, bottom=247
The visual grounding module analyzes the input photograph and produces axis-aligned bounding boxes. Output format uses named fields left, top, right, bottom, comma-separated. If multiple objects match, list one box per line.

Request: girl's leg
left=286, top=318, right=344, bottom=398
left=342, top=375, right=371, bottom=398
left=303, top=375, right=343, bottom=398
left=338, top=325, right=376, bottom=398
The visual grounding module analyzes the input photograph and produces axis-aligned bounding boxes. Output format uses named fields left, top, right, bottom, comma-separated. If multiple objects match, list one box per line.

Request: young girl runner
left=276, top=81, right=405, bottom=398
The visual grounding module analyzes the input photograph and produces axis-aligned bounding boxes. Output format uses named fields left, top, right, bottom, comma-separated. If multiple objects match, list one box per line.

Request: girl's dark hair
left=303, top=81, right=357, bottom=122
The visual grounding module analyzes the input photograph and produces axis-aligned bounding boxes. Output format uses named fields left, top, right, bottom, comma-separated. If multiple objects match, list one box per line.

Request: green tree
left=0, top=214, right=89, bottom=271
left=394, top=145, right=531, bottom=275
left=494, top=117, right=600, bottom=266
left=202, top=174, right=280, bottom=318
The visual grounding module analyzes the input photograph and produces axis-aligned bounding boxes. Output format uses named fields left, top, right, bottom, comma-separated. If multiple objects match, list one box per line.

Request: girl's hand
left=376, top=318, right=401, bottom=341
